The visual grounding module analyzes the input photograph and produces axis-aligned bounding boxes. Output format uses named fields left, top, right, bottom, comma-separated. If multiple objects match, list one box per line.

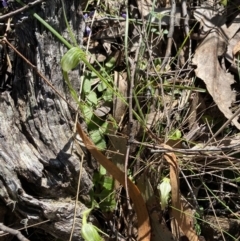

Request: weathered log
left=0, top=1, right=93, bottom=240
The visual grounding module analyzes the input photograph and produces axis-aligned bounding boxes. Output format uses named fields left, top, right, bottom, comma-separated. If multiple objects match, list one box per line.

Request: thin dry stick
left=123, top=36, right=142, bottom=215
left=205, top=118, right=218, bottom=144
left=160, top=0, right=176, bottom=71
left=123, top=4, right=133, bottom=214
left=181, top=0, right=192, bottom=62
left=0, top=220, right=50, bottom=238
left=180, top=170, right=200, bottom=210
left=0, top=223, right=29, bottom=241
left=204, top=106, right=240, bottom=147
left=69, top=153, right=84, bottom=241
left=132, top=140, right=240, bottom=154
left=0, top=0, right=44, bottom=21
left=205, top=189, right=226, bottom=241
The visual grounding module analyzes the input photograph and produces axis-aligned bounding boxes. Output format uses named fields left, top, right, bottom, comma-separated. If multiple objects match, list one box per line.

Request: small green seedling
left=168, top=129, right=182, bottom=140
left=93, top=165, right=116, bottom=211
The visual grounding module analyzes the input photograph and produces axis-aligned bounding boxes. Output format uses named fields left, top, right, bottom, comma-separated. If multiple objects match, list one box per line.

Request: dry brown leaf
left=162, top=144, right=200, bottom=241
left=135, top=0, right=152, bottom=18
left=222, top=13, right=240, bottom=40
left=192, top=31, right=240, bottom=130
left=76, top=122, right=151, bottom=241
left=113, top=71, right=128, bottom=123
left=107, top=134, right=127, bottom=189
left=145, top=111, right=164, bottom=129
left=193, top=8, right=240, bottom=130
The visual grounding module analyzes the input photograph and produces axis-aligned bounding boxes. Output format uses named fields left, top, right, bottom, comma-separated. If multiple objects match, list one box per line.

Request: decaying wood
left=0, top=1, right=92, bottom=240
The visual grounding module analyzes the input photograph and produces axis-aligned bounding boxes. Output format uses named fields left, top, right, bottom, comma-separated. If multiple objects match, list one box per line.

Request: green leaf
left=61, top=47, right=85, bottom=72
left=82, top=105, right=93, bottom=124
left=97, top=81, right=107, bottom=92
left=157, top=177, right=171, bottom=210
left=89, top=130, right=106, bottom=150
left=163, top=29, right=169, bottom=35
left=169, top=129, right=181, bottom=140
left=99, top=121, right=108, bottom=134
left=102, top=176, right=114, bottom=190
left=102, top=89, right=113, bottom=102
left=151, top=28, right=158, bottom=33
left=98, top=191, right=116, bottom=211
left=105, top=56, right=116, bottom=69
left=83, top=78, right=91, bottom=94
left=87, top=92, right=98, bottom=105
left=220, top=0, right=227, bottom=6
left=99, top=165, right=106, bottom=175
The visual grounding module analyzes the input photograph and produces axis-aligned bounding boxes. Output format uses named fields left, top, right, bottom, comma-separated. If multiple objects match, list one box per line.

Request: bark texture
left=0, top=1, right=92, bottom=240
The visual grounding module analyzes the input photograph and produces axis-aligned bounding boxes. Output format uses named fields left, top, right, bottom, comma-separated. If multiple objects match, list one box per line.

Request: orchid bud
left=157, top=178, right=171, bottom=210
left=121, top=13, right=126, bottom=19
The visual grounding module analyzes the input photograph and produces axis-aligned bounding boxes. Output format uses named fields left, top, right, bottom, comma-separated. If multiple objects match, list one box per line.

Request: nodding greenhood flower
left=81, top=223, right=103, bottom=241
left=81, top=208, right=108, bottom=241
left=157, top=178, right=171, bottom=210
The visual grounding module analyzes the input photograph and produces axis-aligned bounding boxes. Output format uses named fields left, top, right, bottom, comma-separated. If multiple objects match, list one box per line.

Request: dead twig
left=160, top=0, right=176, bottom=71
left=0, top=0, right=44, bottom=21
left=132, top=140, right=240, bottom=154
left=203, top=106, right=240, bottom=147
left=0, top=220, right=50, bottom=238
left=0, top=223, right=29, bottom=241
left=123, top=5, right=132, bottom=218
left=181, top=0, right=192, bottom=62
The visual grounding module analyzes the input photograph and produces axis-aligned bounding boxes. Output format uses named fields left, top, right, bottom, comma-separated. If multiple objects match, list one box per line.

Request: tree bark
left=0, top=1, right=92, bottom=240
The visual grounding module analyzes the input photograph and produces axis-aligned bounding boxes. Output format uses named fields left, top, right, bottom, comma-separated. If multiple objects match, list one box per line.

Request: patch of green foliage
left=92, top=165, right=116, bottom=211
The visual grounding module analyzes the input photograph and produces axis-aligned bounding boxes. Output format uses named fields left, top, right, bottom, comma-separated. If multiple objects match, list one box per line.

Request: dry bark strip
left=76, top=122, right=151, bottom=241
left=162, top=144, right=200, bottom=241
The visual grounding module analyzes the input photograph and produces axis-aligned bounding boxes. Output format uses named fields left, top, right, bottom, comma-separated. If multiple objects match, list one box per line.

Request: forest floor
left=79, top=0, right=240, bottom=240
